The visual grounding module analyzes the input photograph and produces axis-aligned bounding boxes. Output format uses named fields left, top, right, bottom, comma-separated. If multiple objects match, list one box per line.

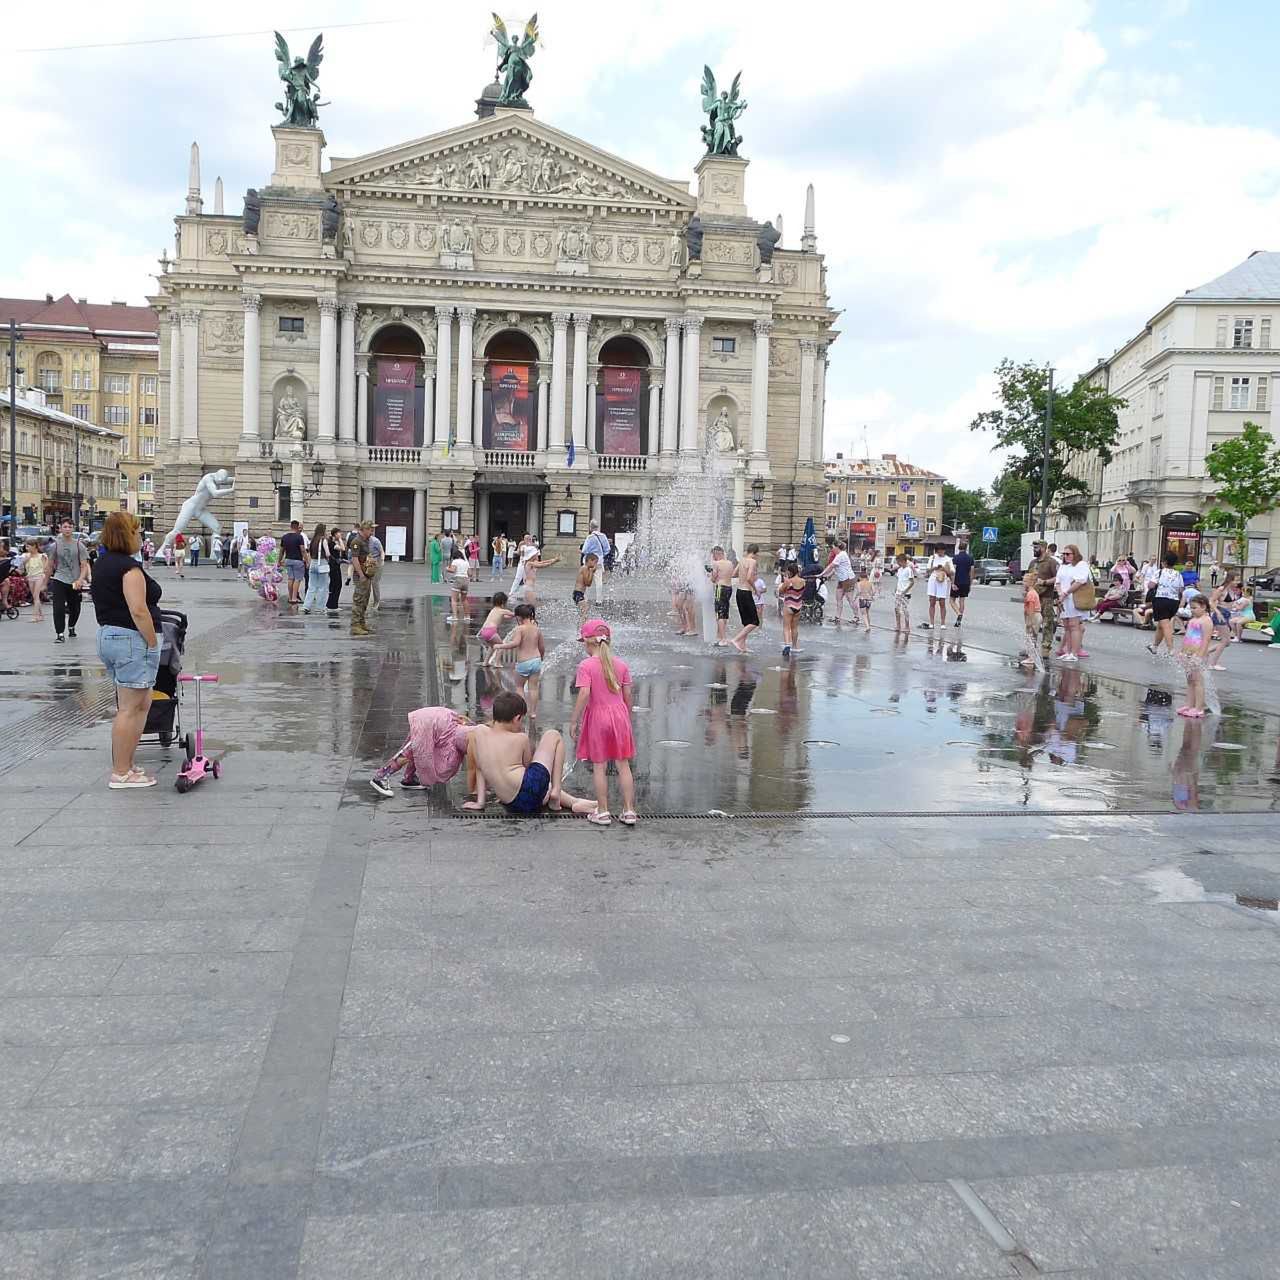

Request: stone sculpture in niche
left=275, top=389, right=308, bottom=440
left=709, top=405, right=736, bottom=452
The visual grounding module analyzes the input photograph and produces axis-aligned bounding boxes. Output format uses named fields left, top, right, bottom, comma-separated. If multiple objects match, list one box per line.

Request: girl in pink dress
left=570, top=619, right=637, bottom=826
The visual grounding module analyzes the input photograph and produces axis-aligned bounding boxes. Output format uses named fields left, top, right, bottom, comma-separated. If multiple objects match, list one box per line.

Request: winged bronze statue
left=700, top=66, right=747, bottom=156
left=274, top=31, right=325, bottom=128
left=491, top=14, right=540, bottom=107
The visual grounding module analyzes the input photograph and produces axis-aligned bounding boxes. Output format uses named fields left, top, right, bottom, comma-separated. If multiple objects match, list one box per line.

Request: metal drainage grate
left=452, top=807, right=1180, bottom=821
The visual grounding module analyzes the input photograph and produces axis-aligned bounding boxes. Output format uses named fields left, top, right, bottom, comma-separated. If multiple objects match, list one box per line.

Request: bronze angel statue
left=491, top=14, right=540, bottom=107
left=700, top=66, right=747, bottom=156
left=274, top=31, right=325, bottom=128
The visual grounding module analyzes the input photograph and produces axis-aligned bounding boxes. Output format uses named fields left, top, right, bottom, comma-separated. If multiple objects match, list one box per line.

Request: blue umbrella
left=799, top=516, right=819, bottom=573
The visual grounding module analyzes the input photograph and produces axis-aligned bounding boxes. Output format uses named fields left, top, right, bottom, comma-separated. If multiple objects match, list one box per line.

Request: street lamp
left=750, top=476, right=766, bottom=511
left=269, top=457, right=284, bottom=491
left=269, top=454, right=324, bottom=498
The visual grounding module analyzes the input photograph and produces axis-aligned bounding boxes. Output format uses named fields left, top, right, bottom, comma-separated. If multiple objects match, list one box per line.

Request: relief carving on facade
left=708, top=239, right=749, bottom=264
left=202, top=312, right=244, bottom=355
left=388, top=222, right=410, bottom=249
left=415, top=224, right=435, bottom=252
left=591, top=235, right=613, bottom=262
left=282, top=143, right=311, bottom=166
left=265, top=212, right=318, bottom=239
left=531, top=230, right=552, bottom=258
left=478, top=227, right=499, bottom=254
left=440, top=219, right=474, bottom=254
left=778, top=263, right=798, bottom=286
left=769, top=339, right=797, bottom=378
left=207, top=230, right=228, bottom=256
left=504, top=230, right=525, bottom=255
left=273, top=383, right=308, bottom=440
left=618, top=236, right=638, bottom=264
left=360, top=221, right=382, bottom=247
left=644, top=239, right=664, bottom=265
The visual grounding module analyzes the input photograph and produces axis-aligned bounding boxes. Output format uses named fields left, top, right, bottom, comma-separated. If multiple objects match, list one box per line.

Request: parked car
left=975, top=558, right=1012, bottom=585
left=1247, top=566, right=1280, bottom=591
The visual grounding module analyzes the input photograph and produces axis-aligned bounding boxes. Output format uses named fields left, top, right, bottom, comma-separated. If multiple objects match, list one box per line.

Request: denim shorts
left=285, top=559, right=306, bottom=581
left=98, top=625, right=161, bottom=690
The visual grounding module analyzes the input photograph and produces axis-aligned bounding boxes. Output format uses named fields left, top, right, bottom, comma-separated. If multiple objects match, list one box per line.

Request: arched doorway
left=595, top=335, right=649, bottom=456
left=482, top=330, right=539, bottom=452
left=367, top=324, right=426, bottom=449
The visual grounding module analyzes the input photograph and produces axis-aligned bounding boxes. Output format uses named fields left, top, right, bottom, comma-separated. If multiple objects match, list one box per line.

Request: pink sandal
left=587, top=811, right=612, bottom=826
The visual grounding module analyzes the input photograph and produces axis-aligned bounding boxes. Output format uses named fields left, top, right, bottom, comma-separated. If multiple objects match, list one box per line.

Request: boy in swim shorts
left=492, top=602, right=545, bottom=715
left=573, top=554, right=599, bottom=622
left=464, top=690, right=596, bottom=816
left=708, top=545, right=734, bottom=644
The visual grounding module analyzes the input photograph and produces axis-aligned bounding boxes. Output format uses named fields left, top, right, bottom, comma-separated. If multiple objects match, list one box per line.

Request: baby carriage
left=799, top=574, right=827, bottom=625
left=139, top=609, right=192, bottom=753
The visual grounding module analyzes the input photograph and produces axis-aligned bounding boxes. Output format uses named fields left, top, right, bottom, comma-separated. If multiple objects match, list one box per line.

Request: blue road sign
left=982, top=526, right=998, bottom=542
left=903, top=514, right=920, bottom=534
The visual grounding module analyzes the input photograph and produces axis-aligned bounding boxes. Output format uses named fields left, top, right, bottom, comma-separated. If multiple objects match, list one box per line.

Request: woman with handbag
left=1054, top=544, right=1093, bottom=662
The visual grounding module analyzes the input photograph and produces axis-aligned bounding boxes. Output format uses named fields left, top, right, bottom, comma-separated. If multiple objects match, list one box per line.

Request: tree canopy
left=1201, top=422, right=1280, bottom=563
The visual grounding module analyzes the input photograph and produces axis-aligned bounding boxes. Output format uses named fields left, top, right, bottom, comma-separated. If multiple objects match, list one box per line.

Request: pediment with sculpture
left=328, top=118, right=695, bottom=214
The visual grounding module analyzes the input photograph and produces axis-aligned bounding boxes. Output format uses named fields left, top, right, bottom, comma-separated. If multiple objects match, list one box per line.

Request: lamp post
left=750, top=475, right=766, bottom=511
left=1040, top=364, right=1054, bottom=540
left=7, top=319, right=16, bottom=538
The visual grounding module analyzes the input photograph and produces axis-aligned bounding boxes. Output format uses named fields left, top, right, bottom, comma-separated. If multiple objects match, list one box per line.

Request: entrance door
left=374, top=488, right=415, bottom=561
left=487, top=491, right=528, bottom=548
left=600, top=495, right=639, bottom=546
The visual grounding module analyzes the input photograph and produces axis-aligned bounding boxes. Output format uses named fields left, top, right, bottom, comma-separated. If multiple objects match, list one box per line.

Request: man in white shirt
left=925, top=551, right=954, bottom=629
left=581, top=521, right=610, bottom=604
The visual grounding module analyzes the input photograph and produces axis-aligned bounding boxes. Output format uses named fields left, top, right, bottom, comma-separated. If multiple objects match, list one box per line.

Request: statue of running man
left=160, top=469, right=236, bottom=558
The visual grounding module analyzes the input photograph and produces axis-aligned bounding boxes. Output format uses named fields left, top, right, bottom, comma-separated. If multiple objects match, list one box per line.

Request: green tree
left=1200, top=421, right=1280, bottom=566
left=942, top=483, right=991, bottom=538
left=986, top=470, right=1031, bottom=560
left=969, top=359, right=1125, bottom=511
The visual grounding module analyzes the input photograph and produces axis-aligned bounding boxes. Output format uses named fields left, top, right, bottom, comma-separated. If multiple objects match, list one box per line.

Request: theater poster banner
left=486, top=363, right=532, bottom=450
left=601, top=366, right=642, bottom=455
left=373, top=358, right=422, bottom=447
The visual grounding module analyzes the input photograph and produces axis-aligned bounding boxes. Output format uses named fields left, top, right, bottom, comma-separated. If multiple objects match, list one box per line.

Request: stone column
left=433, top=306, right=453, bottom=446
left=588, top=366, right=598, bottom=454
left=421, top=362, right=434, bottom=447
left=571, top=312, right=591, bottom=454
left=661, top=318, right=681, bottom=453
left=536, top=371, right=550, bottom=453
left=361, top=486, right=375, bottom=522
left=750, top=318, right=772, bottom=457
left=412, top=486, right=426, bottom=562
left=318, top=298, right=338, bottom=442
left=648, top=380, right=662, bottom=455
left=814, top=343, right=828, bottom=465
left=240, top=292, right=261, bottom=442
left=455, top=306, right=476, bottom=447
left=167, top=310, right=182, bottom=443
left=472, top=365, right=484, bottom=448
left=180, top=308, right=199, bottom=442
left=679, top=314, right=703, bottom=453
left=549, top=310, right=570, bottom=451
left=798, top=338, right=817, bottom=463
left=338, top=303, right=357, bottom=443
left=731, top=453, right=747, bottom=555
left=356, top=360, right=369, bottom=445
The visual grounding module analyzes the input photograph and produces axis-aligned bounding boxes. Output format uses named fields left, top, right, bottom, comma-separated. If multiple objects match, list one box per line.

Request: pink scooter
left=175, top=673, right=222, bottom=793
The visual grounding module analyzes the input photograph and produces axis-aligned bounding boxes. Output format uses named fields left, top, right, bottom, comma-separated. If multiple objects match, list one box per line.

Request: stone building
left=151, top=80, right=837, bottom=559
left=0, top=293, right=156, bottom=524
left=823, top=454, right=946, bottom=559
left=0, top=388, right=124, bottom=529
left=1074, top=250, right=1280, bottom=570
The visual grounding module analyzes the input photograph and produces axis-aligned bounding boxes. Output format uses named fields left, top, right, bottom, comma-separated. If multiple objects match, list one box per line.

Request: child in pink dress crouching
left=570, top=619, right=637, bottom=827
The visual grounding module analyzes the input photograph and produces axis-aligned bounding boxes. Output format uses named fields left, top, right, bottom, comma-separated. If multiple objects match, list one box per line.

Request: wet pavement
left=1, top=566, right=1279, bottom=1278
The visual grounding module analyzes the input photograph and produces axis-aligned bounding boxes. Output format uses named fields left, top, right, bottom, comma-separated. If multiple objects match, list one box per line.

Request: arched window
left=35, top=351, right=62, bottom=394
left=368, top=325, right=426, bottom=447
left=483, top=330, right=539, bottom=451
left=596, top=336, right=649, bottom=455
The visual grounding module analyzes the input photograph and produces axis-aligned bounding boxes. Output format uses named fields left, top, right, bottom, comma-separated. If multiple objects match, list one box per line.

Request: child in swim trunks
left=855, top=570, right=874, bottom=633
left=492, top=602, right=545, bottom=715
left=573, top=554, right=599, bottom=622
left=464, top=690, right=596, bottom=816
left=479, top=592, right=513, bottom=665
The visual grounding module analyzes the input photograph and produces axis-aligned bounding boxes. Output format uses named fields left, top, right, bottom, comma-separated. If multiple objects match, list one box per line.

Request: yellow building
left=823, top=452, right=946, bottom=558
left=1, top=293, right=158, bottom=525
left=0, top=389, right=125, bottom=529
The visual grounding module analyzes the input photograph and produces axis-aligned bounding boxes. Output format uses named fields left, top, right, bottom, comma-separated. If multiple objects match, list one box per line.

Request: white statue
left=160, top=469, right=236, bottom=556
left=709, top=406, right=735, bottom=451
left=275, top=390, right=307, bottom=440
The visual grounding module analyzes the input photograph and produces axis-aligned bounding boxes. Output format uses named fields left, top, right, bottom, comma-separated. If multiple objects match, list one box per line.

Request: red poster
left=373, top=358, right=419, bottom=446
left=601, top=366, right=642, bottom=455
left=486, top=363, right=532, bottom=450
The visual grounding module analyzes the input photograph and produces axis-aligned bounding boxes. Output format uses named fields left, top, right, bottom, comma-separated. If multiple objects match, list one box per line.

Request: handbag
left=1074, top=580, right=1096, bottom=610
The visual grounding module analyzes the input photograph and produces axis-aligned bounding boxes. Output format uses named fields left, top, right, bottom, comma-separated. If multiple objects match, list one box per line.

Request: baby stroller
left=140, top=609, right=192, bottom=753
left=799, top=574, right=827, bottom=625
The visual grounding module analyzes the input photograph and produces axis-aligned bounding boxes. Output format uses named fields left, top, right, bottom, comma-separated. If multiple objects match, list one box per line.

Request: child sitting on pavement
left=492, top=602, right=545, bottom=715
left=464, top=690, right=596, bottom=815
left=573, top=554, right=599, bottom=622
left=370, top=706, right=476, bottom=798
left=478, top=592, right=514, bottom=665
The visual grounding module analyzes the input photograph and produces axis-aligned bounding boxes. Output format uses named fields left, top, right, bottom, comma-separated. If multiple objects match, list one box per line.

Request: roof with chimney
left=0, top=293, right=157, bottom=349
left=824, top=453, right=945, bottom=481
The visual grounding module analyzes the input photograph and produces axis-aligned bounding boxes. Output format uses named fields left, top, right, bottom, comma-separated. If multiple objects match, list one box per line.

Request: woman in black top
left=325, top=527, right=346, bottom=615
left=90, top=512, right=163, bottom=789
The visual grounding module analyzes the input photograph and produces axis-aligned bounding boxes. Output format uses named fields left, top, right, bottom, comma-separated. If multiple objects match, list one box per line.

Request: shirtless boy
left=708, top=546, right=734, bottom=644
left=573, top=554, right=598, bottom=622
left=730, top=544, right=761, bottom=652
left=519, top=549, right=560, bottom=606
left=464, top=690, right=595, bottom=815
left=492, top=602, right=545, bottom=714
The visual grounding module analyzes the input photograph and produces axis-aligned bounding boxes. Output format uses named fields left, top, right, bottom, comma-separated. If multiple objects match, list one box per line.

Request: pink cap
left=578, top=619, right=611, bottom=641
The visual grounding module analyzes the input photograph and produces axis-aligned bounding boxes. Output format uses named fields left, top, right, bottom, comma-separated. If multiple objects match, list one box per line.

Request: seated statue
left=275, top=391, right=307, bottom=440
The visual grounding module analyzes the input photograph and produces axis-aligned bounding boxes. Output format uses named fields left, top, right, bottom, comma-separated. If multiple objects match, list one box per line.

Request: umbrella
left=799, top=516, right=819, bottom=574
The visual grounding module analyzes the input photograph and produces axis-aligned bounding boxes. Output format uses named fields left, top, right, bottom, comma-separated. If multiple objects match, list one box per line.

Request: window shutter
left=1216, top=316, right=1228, bottom=348
left=1261, top=318, right=1272, bottom=350
left=1212, top=376, right=1224, bottom=410
left=1259, top=376, right=1270, bottom=412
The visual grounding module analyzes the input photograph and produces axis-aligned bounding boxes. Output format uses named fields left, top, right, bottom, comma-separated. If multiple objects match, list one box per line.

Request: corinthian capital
left=339, top=301, right=358, bottom=322
left=318, top=297, right=339, bottom=318
left=682, top=313, right=704, bottom=333
left=571, top=311, right=592, bottom=328
left=665, top=316, right=683, bottom=337
left=241, top=291, right=262, bottom=314
left=551, top=309, right=573, bottom=328
left=178, top=308, right=200, bottom=327
left=753, top=317, right=774, bottom=337
left=799, top=337, right=818, bottom=355
left=456, top=304, right=478, bottom=324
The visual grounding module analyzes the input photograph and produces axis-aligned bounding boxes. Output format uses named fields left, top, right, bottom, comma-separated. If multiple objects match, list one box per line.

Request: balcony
left=483, top=450, right=536, bottom=469
left=366, top=446, right=422, bottom=465
left=597, top=455, right=649, bottom=473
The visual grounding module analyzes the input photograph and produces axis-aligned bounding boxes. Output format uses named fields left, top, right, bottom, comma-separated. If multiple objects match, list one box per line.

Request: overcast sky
left=5, top=0, right=1280, bottom=487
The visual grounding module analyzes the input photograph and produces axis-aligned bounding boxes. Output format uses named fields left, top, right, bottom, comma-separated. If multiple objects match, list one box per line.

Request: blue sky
left=5, top=0, right=1280, bottom=486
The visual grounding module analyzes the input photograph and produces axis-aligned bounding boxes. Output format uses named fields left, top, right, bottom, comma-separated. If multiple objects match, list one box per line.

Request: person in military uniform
left=349, top=520, right=376, bottom=636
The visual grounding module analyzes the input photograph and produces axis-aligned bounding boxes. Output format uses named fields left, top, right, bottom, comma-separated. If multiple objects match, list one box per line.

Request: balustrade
left=365, top=445, right=423, bottom=465
left=596, top=454, right=649, bottom=472
left=483, top=450, right=537, bottom=469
